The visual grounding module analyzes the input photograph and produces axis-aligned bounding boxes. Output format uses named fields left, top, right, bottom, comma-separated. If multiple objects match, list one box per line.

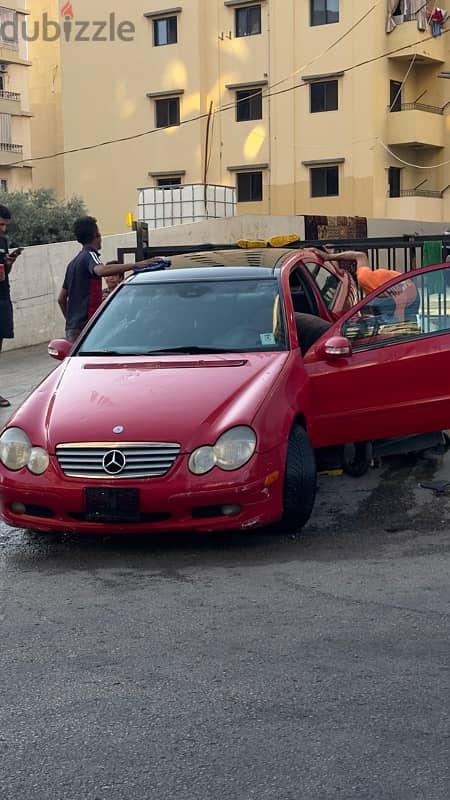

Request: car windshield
left=77, top=279, right=287, bottom=356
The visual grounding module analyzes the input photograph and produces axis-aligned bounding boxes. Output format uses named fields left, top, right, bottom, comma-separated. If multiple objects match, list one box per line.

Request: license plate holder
left=85, top=487, right=140, bottom=523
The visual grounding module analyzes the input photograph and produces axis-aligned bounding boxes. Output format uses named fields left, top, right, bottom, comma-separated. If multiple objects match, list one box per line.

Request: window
left=0, top=113, right=11, bottom=144
left=156, top=177, right=183, bottom=187
left=235, top=5, right=261, bottom=37
left=0, top=179, right=7, bottom=192
left=155, top=97, right=180, bottom=128
left=153, top=16, right=177, bottom=46
left=310, top=1, right=339, bottom=26
left=310, top=80, right=338, bottom=113
left=390, top=80, right=403, bottom=112
left=0, top=9, right=17, bottom=47
left=237, top=171, right=263, bottom=202
left=310, top=166, right=339, bottom=197
left=236, top=88, right=263, bottom=121
left=388, top=167, right=401, bottom=198
left=342, top=267, right=450, bottom=352
left=303, top=262, right=340, bottom=309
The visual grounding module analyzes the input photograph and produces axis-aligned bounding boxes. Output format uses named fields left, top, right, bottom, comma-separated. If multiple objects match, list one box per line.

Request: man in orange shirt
left=321, top=250, right=419, bottom=322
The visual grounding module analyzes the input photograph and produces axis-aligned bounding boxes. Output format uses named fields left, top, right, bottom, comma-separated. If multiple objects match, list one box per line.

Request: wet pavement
left=0, top=346, right=449, bottom=799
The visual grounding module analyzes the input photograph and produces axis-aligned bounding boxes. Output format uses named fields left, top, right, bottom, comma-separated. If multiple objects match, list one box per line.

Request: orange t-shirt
left=357, top=266, right=402, bottom=296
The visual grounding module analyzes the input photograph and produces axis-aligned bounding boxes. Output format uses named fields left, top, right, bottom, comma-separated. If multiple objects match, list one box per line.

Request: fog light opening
left=11, top=502, right=26, bottom=515
left=221, top=504, right=241, bottom=517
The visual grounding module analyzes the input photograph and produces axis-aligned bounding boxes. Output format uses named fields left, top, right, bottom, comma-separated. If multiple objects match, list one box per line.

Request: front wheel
left=279, top=426, right=317, bottom=531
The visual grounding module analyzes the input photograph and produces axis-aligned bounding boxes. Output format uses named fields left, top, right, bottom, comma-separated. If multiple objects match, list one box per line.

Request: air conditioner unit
left=0, top=65, right=8, bottom=74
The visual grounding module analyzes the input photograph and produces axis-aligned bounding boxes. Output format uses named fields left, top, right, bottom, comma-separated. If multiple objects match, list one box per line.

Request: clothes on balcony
left=430, top=7, right=445, bottom=35
left=386, top=0, right=428, bottom=33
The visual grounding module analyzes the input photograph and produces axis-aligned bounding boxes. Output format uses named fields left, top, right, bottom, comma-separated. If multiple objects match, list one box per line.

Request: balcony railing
left=400, top=189, right=443, bottom=199
left=389, top=102, right=444, bottom=115
left=0, top=90, right=20, bottom=102
left=0, top=142, right=22, bottom=153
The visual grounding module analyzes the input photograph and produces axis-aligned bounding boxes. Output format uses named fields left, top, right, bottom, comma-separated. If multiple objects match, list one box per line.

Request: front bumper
left=0, top=449, right=285, bottom=535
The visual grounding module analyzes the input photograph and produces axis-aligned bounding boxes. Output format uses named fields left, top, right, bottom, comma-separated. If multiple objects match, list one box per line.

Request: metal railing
left=400, top=189, right=443, bottom=198
left=0, top=90, right=20, bottom=102
left=389, top=102, right=444, bottom=115
left=0, top=142, right=22, bottom=153
left=138, top=235, right=450, bottom=274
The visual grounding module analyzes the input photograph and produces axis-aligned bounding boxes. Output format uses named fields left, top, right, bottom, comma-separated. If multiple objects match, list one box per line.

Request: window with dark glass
left=153, top=16, right=177, bottom=46
left=155, top=97, right=180, bottom=128
left=235, top=5, right=261, bottom=37
left=310, top=80, right=338, bottom=113
left=388, top=167, right=401, bottom=198
left=237, top=171, right=263, bottom=202
left=310, top=166, right=339, bottom=197
left=156, top=177, right=183, bottom=187
left=310, top=0, right=339, bottom=26
left=236, top=88, right=263, bottom=121
left=389, top=80, right=403, bottom=112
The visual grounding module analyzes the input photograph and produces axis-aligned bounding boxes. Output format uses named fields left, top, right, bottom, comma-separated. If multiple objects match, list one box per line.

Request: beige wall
left=28, top=0, right=65, bottom=197
left=0, top=2, right=33, bottom=191
left=28, top=1, right=450, bottom=232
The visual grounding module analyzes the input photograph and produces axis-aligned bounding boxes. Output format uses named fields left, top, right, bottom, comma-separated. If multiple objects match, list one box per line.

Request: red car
left=0, top=248, right=448, bottom=535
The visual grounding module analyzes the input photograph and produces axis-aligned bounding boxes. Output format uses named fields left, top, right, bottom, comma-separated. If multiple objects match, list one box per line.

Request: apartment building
left=28, top=1, right=450, bottom=233
left=0, top=2, right=32, bottom=193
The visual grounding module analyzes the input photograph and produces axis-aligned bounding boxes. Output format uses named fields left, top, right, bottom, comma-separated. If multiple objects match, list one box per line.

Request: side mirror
left=48, top=338, right=72, bottom=361
left=319, top=336, right=352, bottom=362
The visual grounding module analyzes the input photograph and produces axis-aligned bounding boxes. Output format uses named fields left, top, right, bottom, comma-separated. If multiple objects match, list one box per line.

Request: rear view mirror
left=319, top=336, right=352, bottom=361
left=48, top=339, right=72, bottom=361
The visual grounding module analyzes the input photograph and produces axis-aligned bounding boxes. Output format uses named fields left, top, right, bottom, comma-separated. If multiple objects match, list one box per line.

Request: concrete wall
left=5, top=232, right=136, bottom=351
left=4, top=215, right=449, bottom=352
left=148, top=214, right=447, bottom=245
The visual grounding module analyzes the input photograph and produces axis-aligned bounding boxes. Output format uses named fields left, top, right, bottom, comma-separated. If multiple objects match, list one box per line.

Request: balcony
left=0, top=142, right=23, bottom=166
left=387, top=20, right=447, bottom=64
left=387, top=103, right=445, bottom=148
left=386, top=194, right=444, bottom=222
left=0, top=89, right=21, bottom=115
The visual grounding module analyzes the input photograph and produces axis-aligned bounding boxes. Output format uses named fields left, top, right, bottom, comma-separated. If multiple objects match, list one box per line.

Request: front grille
left=56, top=442, right=181, bottom=479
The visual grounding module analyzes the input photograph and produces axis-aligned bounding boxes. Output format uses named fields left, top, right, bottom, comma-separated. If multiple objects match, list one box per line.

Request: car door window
left=302, top=261, right=340, bottom=310
left=342, top=267, right=450, bottom=351
left=289, top=267, right=318, bottom=315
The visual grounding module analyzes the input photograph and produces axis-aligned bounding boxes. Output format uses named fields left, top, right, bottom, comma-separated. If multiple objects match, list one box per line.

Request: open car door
left=303, top=263, right=450, bottom=449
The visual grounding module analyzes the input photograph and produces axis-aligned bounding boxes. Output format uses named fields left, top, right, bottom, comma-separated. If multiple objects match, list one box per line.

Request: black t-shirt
left=62, top=247, right=103, bottom=330
left=0, top=234, right=10, bottom=301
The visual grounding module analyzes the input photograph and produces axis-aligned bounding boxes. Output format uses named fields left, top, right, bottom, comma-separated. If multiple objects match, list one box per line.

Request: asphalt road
left=0, top=347, right=449, bottom=799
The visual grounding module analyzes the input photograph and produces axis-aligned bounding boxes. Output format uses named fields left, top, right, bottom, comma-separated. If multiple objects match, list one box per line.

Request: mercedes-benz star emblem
left=103, top=450, right=127, bottom=475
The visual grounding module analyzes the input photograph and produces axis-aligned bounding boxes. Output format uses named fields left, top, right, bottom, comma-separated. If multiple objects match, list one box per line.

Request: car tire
left=280, top=425, right=317, bottom=531
left=342, top=442, right=372, bottom=478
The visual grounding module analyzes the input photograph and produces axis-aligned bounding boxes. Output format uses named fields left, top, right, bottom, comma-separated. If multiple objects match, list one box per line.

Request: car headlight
left=28, top=447, right=50, bottom=475
left=0, top=428, right=49, bottom=474
left=189, top=426, right=257, bottom=475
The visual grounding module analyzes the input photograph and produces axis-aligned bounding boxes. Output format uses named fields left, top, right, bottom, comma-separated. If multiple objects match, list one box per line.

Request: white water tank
left=137, top=184, right=236, bottom=230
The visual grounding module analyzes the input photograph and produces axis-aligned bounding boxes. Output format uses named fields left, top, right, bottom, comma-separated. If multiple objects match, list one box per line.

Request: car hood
left=14, top=354, right=289, bottom=451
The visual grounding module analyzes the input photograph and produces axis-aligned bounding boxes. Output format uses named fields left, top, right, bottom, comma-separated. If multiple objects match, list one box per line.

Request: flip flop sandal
left=0, top=396, right=11, bottom=407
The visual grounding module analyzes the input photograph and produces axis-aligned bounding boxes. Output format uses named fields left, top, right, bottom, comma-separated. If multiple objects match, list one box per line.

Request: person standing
left=58, top=216, right=160, bottom=342
left=0, top=204, right=22, bottom=408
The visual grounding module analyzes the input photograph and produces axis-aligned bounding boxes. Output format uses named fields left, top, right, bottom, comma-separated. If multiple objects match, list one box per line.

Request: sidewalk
left=0, top=344, right=55, bottom=422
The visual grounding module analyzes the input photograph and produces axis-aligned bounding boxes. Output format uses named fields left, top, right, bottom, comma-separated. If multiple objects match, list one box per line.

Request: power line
left=11, top=26, right=450, bottom=168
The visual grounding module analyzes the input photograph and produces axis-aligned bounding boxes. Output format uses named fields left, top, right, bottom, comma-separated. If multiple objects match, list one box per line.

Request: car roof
left=128, top=248, right=297, bottom=284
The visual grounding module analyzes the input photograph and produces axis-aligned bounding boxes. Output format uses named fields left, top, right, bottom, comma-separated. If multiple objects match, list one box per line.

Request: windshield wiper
left=78, top=350, right=124, bottom=356
left=144, top=346, right=232, bottom=355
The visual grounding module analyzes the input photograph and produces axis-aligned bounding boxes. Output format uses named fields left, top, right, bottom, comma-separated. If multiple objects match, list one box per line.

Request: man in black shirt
left=0, top=204, right=21, bottom=408
left=58, top=216, right=160, bottom=342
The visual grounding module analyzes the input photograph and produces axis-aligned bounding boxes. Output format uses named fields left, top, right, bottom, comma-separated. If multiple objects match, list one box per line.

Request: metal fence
left=139, top=235, right=450, bottom=274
